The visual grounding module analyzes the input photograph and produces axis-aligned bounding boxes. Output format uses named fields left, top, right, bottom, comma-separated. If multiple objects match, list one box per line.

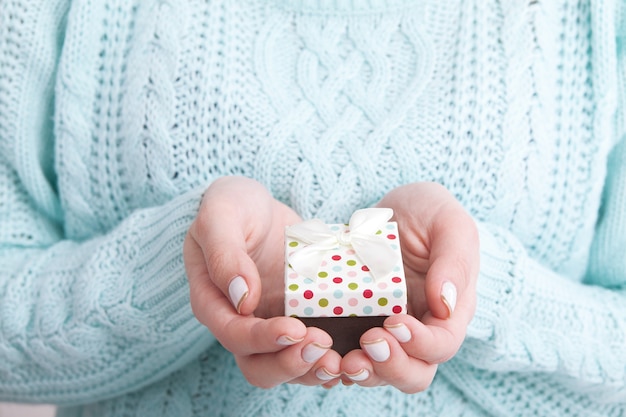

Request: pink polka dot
left=318, top=283, right=328, bottom=290
left=377, top=282, right=388, bottom=290
left=387, top=234, right=397, bottom=240
left=289, top=299, right=299, bottom=307
left=333, top=277, right=343, bottom=284
left=362, top=265, right=370, bottom=272
left=348, top=298, right=358, bottom=307
left=392, top=305, right=403, bottom=314
left=289, top=272, right=299, bottom=279
left=363, top=289, right=373, bottom=299
left=333, top=306, right=344, bottom=315
left=320, top=261, right=328, bottom=266
left=346, top=249, right=356, bottom=255
left=347, top=271, right=357, bottom=277
left=332, top=255, right=342, bottom=261
left=304, top=290, right=314, bottom=299
left=391, top=277, right=402, bottom=283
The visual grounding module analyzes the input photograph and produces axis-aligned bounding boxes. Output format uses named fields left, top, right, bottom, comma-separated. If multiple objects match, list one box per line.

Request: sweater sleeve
left=454, top=5, right=626, bottom=405
left=0, top=0, right=214, bottom=406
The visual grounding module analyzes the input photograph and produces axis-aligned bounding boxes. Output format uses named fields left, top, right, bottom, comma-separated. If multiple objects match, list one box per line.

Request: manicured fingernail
left=276, top=335, right=305, bottom=346
left=345, top=369, right=370, bottom=382
left=441, top=281, right=457, bottom=318
left=228, top=276, right=248, bottom=314
left=384, top=323, right=412, bottom=343
left=362, top=338, right=390, bottom=362
left=315, top=367, right=340, bottom=381
left=302, top=342, right=331, bottom=363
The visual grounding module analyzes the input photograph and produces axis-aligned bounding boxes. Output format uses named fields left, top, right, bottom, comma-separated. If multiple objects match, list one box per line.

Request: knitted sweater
left=0, top=0, right=625, bottom=416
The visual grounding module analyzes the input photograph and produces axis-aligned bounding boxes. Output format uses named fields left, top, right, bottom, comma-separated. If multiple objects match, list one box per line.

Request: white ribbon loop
left=286, top=208, right=398, bottom=281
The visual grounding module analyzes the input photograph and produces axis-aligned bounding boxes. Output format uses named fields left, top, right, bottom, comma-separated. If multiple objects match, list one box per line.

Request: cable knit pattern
left=1, top=0, right=625, bottom=416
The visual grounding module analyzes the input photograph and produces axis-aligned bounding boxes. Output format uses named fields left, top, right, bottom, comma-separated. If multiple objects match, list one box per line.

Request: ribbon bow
left=286, top=208, right=399, bottom=281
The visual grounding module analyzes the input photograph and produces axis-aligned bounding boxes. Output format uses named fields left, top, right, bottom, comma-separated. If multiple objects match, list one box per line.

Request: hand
left=184, top=176, right=342, bottom=388
left=340, top=182, right=479, bottom=393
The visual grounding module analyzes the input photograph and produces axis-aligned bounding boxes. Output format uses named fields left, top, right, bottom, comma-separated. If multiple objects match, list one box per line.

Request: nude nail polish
left=228, top=275, right=248, bottom=314
left=384, top=323, right=412, bottom=343
left=362, top=338, right=390, bottom=362
left=345, top=369, right=370, bottom=382
left=441, top=281, right=457, bottom=318
left=302, top=342, right=331, bottom=363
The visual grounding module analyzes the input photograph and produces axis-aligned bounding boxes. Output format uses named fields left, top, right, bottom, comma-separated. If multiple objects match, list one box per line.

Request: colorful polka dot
left=348, top=298, right=358, bottom=306
left=289, top=299, right=299, bottom=307
left=392, top=277, right=402, bottom=283
left=288, top=284, right=299, bottom=291
left=387, top=234, right=396, bottom=240
left=332, top=255, right=342, bottom=261
left=363, top=306, right=373, bottom=314
left=378, top=297, right=388, bottom=306
left=348, top=283, right=358, bottom=290
left=363, top=289, right=373, bottom=298
left=346, top=260, right=357, bottom=266
left=333, top=290, right=343, bottom=299
left=319, top=298, right=329, bottom=307
left=304, top=307, right=314, bottom=315
left=333, top=277, right=343, bottom=284
left=304, top=290, right=314, bottom=299
left=361, top=265, right=370, bottom=272
left=333, top=306, right=344, bottom=315
left=392, top=305, right=403, bottom=314
left=332, top=266, right=342, bottom=272
left=393, top=289, right=404, bottom=298
left=289, top=241, right=299, bottom=247
left=318, top=271, right=328, bottom=278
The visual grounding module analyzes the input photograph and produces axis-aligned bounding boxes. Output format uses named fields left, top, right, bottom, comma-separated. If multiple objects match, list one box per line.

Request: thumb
left=424, top=207, right=479, bottom=321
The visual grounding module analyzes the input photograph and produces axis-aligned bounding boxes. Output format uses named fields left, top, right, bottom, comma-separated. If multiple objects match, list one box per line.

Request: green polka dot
left=346, top=260, right=357, bottom=266
left=378, top=297, right=388, bottom=306
left=289, top=241, right=299, bottom=247
left=349, top=313, right=357, bottom=317
left=348, top=283, right=358, bottom=290
left=376, top=230, right=382, bottom=235
left=290, top=314, right=299, bottom=318
left=319, top=298, right=329, bottom=307
left=288, top=284, right=299, bottom=291
left=318, top=271, right=328, bottom=278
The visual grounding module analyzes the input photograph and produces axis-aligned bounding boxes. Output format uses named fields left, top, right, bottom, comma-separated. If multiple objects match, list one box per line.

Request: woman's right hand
left=184, top=176, right=342, bottom=388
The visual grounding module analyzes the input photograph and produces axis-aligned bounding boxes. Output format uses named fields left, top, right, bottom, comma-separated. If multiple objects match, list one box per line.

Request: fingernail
left=315, top=367, right=340, bottom=381
left=302, top=342, right=331, bottom=363
left=276, top=335, right=305, bottom=346
left=345, top=369, right=370, bottom=382
left=441, top=281, right=457, bottom=318
left=384, top=323, right=412, bottom=343
left=361, top=338, right=390, bottom=362
left=228, top=275, right=249, bottom=314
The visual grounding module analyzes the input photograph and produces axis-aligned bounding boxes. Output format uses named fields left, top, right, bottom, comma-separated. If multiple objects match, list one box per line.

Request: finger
left=355, top=327, right=438, bottom=393
left=424, top=205, right=479, bottom=320
left=340, top=349, right=378, bottom=387
left=383, top=314, right=468, bottom=364
left=188, top=200, right=263, bottom=317
left=187, top=254, right=308, bottom=355
left=289, top=349, right=343, bottom=386
left=236, top=327, right=334, bottom=389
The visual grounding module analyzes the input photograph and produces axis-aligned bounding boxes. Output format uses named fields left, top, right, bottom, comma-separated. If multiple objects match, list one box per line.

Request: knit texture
left=0, top=0, right=625, bottom=416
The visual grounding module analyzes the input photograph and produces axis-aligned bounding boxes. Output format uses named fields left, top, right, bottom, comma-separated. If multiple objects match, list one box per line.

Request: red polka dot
left=332, top=255, right=342, bottom=261
left=392, top=277, right=402, bottom=283
left=387, top=234, right=397, bottom=240
left=303, top=290, right=314, bottom=299
left=361, top=265, right=370, bottom=272
left=333, top=306, right=343, bottom=315
left=363, top=289, right=373, bottom=299
left=332, top=277, right=343, bottom=284
left=392, top=305, right=403, bottom=314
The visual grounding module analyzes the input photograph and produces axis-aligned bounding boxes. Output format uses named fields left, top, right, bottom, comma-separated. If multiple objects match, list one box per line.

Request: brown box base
left=298, top=316, right=387, bottom=356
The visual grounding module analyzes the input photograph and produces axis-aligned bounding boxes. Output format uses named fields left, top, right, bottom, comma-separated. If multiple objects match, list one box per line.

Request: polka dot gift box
left=284, top=208, right=407, bottom=354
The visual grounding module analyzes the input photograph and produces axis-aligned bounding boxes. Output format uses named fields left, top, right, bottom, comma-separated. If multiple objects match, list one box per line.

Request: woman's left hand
left=339, top=182, right=480, bottom=392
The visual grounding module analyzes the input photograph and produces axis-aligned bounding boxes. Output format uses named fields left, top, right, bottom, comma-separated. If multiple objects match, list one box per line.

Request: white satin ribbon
left=286, top=208, right=399, bottom=281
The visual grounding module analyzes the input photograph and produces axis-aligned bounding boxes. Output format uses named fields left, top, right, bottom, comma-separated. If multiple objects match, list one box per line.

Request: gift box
left=284, top=208, right=407, bottom=354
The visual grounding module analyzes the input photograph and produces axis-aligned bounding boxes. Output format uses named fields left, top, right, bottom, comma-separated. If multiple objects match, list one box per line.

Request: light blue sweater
left=1, top=0, right=625, bottom=416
